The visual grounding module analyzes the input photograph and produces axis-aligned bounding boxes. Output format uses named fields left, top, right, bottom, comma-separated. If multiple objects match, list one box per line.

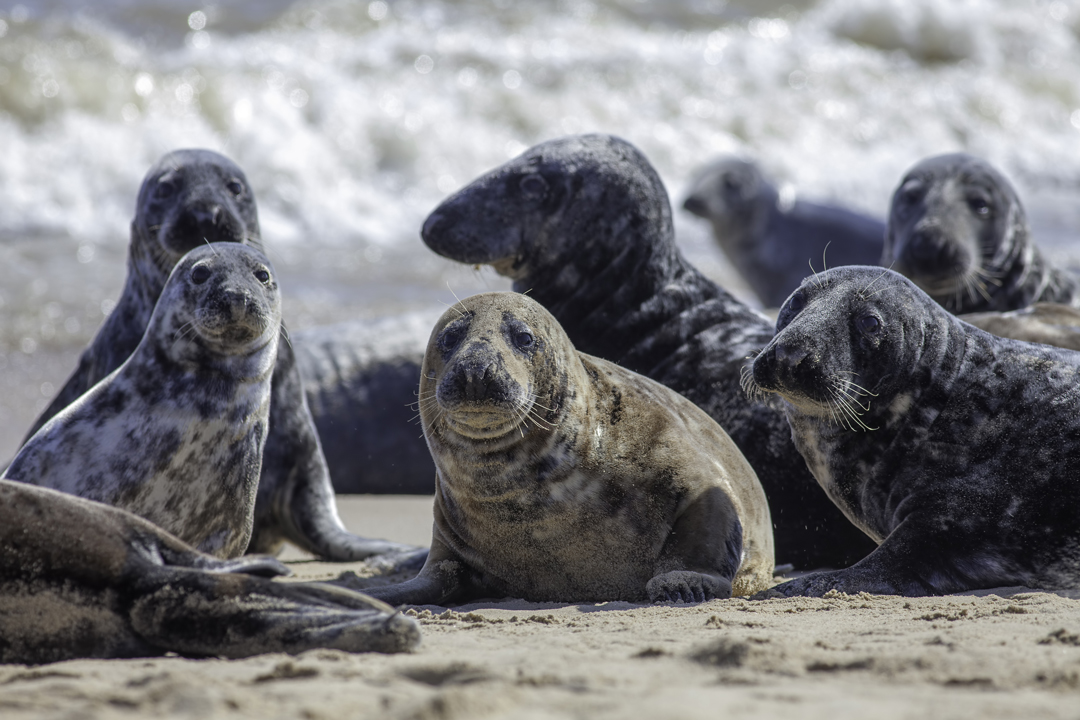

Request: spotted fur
left=359, top=292, right=773, bottom=605
left=21, top=149, right=424, bottom=565
left=419, top=134, right=875, bottom=570
left=749, top=266, right=1080, bottom=596
left=683, top=155, right=884, bottom=308
left=883, top=153, right=1080, bottom=313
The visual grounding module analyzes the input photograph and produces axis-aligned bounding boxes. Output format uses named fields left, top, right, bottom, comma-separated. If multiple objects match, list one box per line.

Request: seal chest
left=362, top=291, right=774, bottom=606
left=747, top=265, right=1080, bottom=596
left=5, top=244, right=281, bottom=558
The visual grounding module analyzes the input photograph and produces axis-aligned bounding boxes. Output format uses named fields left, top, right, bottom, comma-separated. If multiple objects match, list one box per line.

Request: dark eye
left=519, top=174, right=548, bottom=199
left=967, top=195, right=991, bottom=217
left=897, top=180, right=923, bottom=206
left=515, top=331, right=534, bottom=349
left=254, top=269, right=270, bottom=283
left=191, top=265, right=211, bottom=284
left=722, top=174, right=741, bottom=194
left=226, top=178, right=245, bottom=197
left=438, top=325, right=465, bottom=353
left=154, top=180, right=178, bottom=200
left=856, top=314, right=881, bottom=335
left=786, top=291, right=805, bottom=313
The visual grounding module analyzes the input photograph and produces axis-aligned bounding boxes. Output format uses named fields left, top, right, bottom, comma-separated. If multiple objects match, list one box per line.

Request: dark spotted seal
left=419, top=133, right=875, bottom=570
left=960, top=303, right=1080, bottom=352
left=683, top=156, right=885, bottom=308
left=0, top=480, right=419, bottom=664
left=748, top=265, right=1080, bottom=596
left=882, top=153, right=1080, bottom=313
left=21, top=149, right=422, bottom=565
left=6, top=244, right=281, bottom=558
left=358, top=292, right=773, bottom=605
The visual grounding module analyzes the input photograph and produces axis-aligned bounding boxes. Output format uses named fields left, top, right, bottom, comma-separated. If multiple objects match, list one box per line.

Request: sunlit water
left=2, top=0, right=1080, bottom=457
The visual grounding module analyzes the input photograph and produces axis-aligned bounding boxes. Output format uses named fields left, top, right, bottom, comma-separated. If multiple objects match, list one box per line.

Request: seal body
left=21, top=149, right=423, bottom=565
left=960, top=303, right=1080, bottom=352
left=359, top=292, right=773, bottom=605
left=294, top=314, right=436, bottom=494
left=0, top=480, right=419, bottom=664
left=419, top=134, right=875, bottom=570
left=882, top=153, right=1080, bottom=313
left=749, top=266, right=1080, bottom=596
left=6, top=244, right=280, bottom=558
left=683, top=156, right=884, bottom=308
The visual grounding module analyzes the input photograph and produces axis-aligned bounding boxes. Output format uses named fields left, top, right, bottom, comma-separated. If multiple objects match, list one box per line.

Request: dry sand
left=3, top=495, right=1080, bottom=720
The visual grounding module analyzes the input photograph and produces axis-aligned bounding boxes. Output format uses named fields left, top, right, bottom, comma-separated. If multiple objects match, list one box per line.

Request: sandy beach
left=1, top=495, right=1078, bottom=720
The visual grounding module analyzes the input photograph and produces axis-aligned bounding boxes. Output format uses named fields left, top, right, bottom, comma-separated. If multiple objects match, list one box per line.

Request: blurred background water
left=1, top=0, right=1079, bottom=458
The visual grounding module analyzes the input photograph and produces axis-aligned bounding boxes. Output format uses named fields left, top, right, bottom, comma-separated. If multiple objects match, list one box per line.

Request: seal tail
left=129, top=572, right=421, bottom=657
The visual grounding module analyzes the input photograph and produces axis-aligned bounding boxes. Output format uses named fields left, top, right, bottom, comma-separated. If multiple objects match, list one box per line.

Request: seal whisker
left=278, top=324, right=293, bottom=350
left=860, top=267, right=894, bottom=298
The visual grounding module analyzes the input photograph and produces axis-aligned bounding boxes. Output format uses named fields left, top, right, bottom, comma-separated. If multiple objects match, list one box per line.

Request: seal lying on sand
left=357, top=292, right=773, bottom=605
left=683, top=156, right=884, bottom=308
left=748, top=266, right=1080, bottom=596
left=6, top=244, right=280, bottom=558
left=0, top=480, right=419, bottom=664
left=960, top=303, right=1080, bottom=352
left=21, top=149, right=422, bottom=564
left=419, top=134, right=875, bottom=570
left=882, top=153, right=1080, bottom=313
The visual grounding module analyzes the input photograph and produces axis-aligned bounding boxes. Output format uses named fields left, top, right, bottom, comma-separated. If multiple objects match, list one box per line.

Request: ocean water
left=2, top=0, right=1080, bottom=457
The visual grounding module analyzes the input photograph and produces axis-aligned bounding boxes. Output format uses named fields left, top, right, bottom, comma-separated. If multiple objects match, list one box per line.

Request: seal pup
left=748, top=265, right=1080, bottom=596
left=683, top=156, right=885, bottom=308
left=882, top=153, right=1080, bottom=313
left=959, top=303, right=1080, bottom=352
left=419, top=134, right=875, bottom=570
left=21, top=149, right=423, bottom=565
left=357, top=292, right=773, bottom=605
left=6, top=244, right=282, bottom=558
left=0, top=480, right=419, bottom=664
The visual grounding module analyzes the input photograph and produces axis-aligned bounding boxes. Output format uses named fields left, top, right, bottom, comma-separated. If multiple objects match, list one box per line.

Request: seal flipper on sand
left=0, top=481, right=420, bottom=664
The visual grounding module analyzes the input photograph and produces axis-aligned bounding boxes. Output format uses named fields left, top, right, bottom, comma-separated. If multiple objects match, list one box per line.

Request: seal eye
left=519, top=174, right=548, bottom=199
left=154, top=180, right=178, bottom=200
left=226, top=178, right=246, bottom=197
left=786, top=292, right=805, bottom=314
left=514, top=331, right=534, bottom=349
left=254, top=269, right=270, bottom=284
left=191, top=265, right=212, bottom=285
left=438, top=325, right=465, bottom=354
left=967, top=195, right=991, bottom=217
left=856, top=314, right=881, bottom=336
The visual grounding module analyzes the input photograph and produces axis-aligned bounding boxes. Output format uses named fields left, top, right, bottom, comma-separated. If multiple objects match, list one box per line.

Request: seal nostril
left=775, top=342, right=808, bottom=369
left=683, top=195, right=706, bottom=216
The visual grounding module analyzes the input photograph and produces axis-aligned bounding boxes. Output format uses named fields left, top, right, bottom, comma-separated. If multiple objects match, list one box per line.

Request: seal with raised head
left=0, top=480, right=419, bottom=664
left=7, top=244, right=280, bottom=558
left=357, top=292, right=773, bottom=605
left=21, top=149, right=422, bottom=564
left=683, top=156, right=885, bottom=308
left=882, top=153, right=1080, bottom=314
left=419, top=133, right=875, bottom=570
left=747, top=265, right=1080, bottom=596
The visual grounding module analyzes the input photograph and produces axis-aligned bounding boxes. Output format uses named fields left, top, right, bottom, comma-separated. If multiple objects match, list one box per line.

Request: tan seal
left=360, top=291, right=773, bottom=605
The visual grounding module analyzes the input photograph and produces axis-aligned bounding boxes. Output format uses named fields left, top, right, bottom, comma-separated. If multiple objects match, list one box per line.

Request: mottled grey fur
left=419, top=134, right=875, bottom=570
left=683, top=156, right=885, bottom=307
left=883, top=153, right=1080, bottom=313
left=0, top=480, right=419, bottom=664
left=357, top=292, right=774, bottom=606
left=6, top=244, right=280, bottom=558
left=21, top=149, right=424, bottom=565
left=749, top=266, right=1080, bottom=596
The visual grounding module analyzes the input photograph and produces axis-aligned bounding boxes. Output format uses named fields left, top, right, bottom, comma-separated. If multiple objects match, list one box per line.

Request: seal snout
left=899, top=223, right=970, bottom=281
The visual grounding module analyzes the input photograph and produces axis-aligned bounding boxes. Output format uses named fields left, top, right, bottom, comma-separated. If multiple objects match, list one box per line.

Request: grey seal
left=419, top=133, right=875, bottom=570
left=6, top=244, right=280, bottom=558
left=21, top=149, right=423, bottom=565
left=357, top=292, right=774, bottom=605
left=748, top=265, right=1080, bottom=596
left=0, top=480, right=419, bottom=664
left=683, top=156, right=885, bottom=308
left=882, top=153, right=1080, bottom=313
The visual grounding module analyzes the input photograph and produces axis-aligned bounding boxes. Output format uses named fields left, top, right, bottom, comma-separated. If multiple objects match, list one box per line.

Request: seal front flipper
left=343, top=537, right=484, bottom=606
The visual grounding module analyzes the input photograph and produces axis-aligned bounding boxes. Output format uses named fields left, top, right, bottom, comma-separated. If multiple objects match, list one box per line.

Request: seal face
left=361, top=292, right=774, bottom=605
left=6, top=244, right=281, bottom=558
left=747, top=265, right=1080, bottom=596
left=420, top=133, right=875, bottom=570
left=21, top=149, right=424, bottom=566
left=882, top=153, right=1080, bottom=313
left=682, top=156, right=885, bottom=308
left=0, top=480, right=419, bottom=664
